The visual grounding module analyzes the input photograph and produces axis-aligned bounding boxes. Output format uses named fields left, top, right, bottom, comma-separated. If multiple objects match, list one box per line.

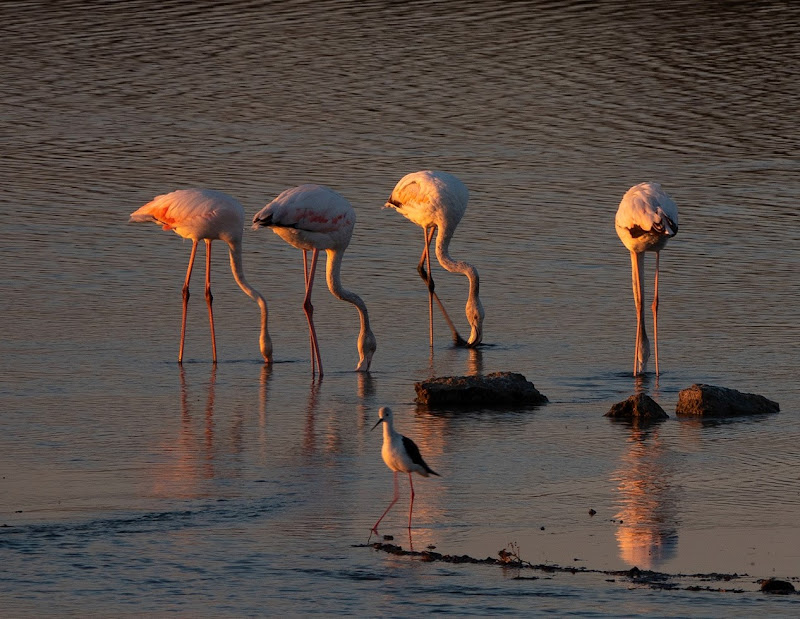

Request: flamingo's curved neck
left=434, top=227, right=480, bottom=299
left=325, top=248, right=375, bottom=371
left=228, top=239, right=272, bottom=363
left=434, top=226, right=483, bottom=346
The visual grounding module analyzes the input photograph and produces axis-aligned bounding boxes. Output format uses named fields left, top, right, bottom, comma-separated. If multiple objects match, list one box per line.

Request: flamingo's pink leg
left=204, top=239, right=217, bottom=364
left=416, top=227, right=467, bottom=347
left=652, top=251, right=661, bottom=376
left=303, top=249, right=324, bottom=377
left=179, top=240, right=199, bottom=363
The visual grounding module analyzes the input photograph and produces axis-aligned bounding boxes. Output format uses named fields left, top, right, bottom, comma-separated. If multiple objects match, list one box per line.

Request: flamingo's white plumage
left=371, top=406, right=439, bottom=534
left=252, top=184, right=376, bottom=376
left=385, top=170, right=484, bottom=348
left=129, top=188, right=271, bottom=364
left=615, top=182, right=679, bottom=376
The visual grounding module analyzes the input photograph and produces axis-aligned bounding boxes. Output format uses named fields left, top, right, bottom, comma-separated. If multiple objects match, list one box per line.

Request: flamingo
left=615, top=182, right=679, bottom=376
left=129, top=189, right=272, bottom=364
left=252, top=184, right=376, bottom=376
left=371, top=406, right=439, bottom=535
left=385, top=170, right=484, bottom=348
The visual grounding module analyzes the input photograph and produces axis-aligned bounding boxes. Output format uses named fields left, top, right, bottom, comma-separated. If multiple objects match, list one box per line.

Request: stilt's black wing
left=402, top=435, right=440, bottom=476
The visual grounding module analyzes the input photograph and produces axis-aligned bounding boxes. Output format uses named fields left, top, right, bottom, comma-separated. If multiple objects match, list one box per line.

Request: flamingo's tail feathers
left=129, top=193, right=174, bottom=228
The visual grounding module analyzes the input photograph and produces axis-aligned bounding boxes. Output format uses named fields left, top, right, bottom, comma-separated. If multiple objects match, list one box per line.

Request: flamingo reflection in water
left=151, top=366, right=218, bottom=499
left=613, top=423, right=678, bottom=569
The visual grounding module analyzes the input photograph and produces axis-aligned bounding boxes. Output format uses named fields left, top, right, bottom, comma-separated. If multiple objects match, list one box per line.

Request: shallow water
left=2, top=0, right=799, bottom=615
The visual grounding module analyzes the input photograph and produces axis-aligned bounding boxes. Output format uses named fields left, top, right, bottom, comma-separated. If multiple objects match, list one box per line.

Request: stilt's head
left=371, top=406, right=392, bottom=430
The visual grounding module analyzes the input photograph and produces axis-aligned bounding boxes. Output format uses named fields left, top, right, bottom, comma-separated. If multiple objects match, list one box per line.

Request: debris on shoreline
left=414, top=372, right=548, bottom=408
left=358, top=542, right=798, bottom=594
left=676, top=384, right=779, bottom=417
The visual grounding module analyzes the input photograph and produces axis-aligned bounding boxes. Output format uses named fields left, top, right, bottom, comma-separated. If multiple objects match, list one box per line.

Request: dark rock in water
left=760, top=578, right=796, bottom=594
left=605, top=393, right=668, bottom=420
left=675, top=384, right=779, bottom=417
left=414, top=372, right=548, bottom=408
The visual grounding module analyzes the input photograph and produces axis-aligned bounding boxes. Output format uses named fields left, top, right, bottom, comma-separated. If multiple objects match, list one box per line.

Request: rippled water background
left=2, top=0, right=799, bottom=615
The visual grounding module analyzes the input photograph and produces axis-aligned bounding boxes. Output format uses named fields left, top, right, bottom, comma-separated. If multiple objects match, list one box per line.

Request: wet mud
left=361, top=542, right=799, bottom=595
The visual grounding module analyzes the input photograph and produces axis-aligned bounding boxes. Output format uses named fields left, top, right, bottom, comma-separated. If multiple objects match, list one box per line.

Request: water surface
left=2, top=0, right=799, bottom=615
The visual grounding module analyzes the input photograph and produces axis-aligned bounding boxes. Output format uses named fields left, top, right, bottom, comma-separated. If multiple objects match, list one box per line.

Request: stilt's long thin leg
left=416, top=227, right=468, bottom=347
left=204, top=239, right=217, bottom=363
left=303, top=251, right=316, bottom=376
left=179, top=240, right=199, bottom=363
left=372, top=471, right=400, bottom=533
left=652, top=251, right=661, bottom=376
left=407, top=473, right=415, bottom=530
left=303, top=249, right=324, bottom=377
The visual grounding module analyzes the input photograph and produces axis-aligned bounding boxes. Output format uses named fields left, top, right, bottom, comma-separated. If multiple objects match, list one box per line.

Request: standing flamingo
left=129, top=189, right=272, bottom=364
left=371, top=406, right=439, bottom=535
left=252, top=184, right=376, bottom=376
left=385, top=170, right=484, bottom=348
left=615, top=182, right=679, bottom=376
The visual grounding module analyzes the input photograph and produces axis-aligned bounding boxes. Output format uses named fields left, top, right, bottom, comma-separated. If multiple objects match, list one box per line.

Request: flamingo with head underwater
left=615, top=182, right=679, bottom=376
left=385, top=170, right=484, bottom=348
left=252, top=184, right=376, bottom=377
left=129, top=188, right=272, bottom=364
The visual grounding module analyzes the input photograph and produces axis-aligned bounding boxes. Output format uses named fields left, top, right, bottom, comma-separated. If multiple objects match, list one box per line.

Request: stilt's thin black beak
left=371, top=418, right=384, bottom=431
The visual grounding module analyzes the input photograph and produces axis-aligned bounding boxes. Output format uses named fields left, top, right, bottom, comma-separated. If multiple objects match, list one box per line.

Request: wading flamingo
left=129, top=189, right=272, bottom=364
left=252, top=184, right=376, bottom=377
left=371, top=406, right=439, bottom=535
left=385, top=170, right=484, bottom=348
left=615, top=182, right=679, bottom=376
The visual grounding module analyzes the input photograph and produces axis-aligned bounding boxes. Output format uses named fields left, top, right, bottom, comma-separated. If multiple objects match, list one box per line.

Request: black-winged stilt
left=371, top=406, right=439, bottom=535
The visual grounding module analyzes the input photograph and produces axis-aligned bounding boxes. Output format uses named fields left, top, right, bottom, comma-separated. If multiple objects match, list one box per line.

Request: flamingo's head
left=466, top=294, right=484, bottom=347
left=657, top=209, right=679, bottom=237
left=355, top=325, right=377, bottom=373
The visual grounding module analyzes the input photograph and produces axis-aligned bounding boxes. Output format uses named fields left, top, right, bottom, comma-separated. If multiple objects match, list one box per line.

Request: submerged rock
left=675, top=384, right=779, bottom=417
left=414, top=372, right=548, bottom=408
left=760, top=578, right=796, bottom=594
left=605, top=393, right=668, bottom=420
